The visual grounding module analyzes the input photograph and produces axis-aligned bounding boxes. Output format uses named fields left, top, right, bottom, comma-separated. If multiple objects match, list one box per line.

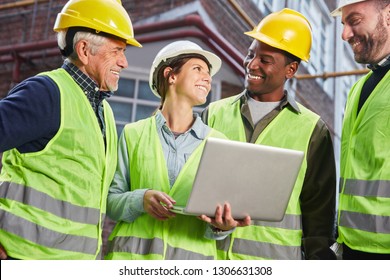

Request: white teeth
left=196, top=85, right=207, bottom=92
left=248, top=74, right=262, bottom=80
left=111, top=70, right=120, bottom=76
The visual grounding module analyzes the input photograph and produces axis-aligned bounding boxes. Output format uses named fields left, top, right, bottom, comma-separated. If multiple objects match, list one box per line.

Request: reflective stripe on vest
left=108, top=236, right=214, bottom=260
left=0, top=209, right=97, bottom=255
left=106, top=116, right=226, bottom=260
left=0, top=182, right=100, bottom=224
left=343, top=178, right=390, bottom=198
left=108, top=236, right=164, bottom=256
left=208, top=95, right=319, bottom=259
left=338, top=71, right=390, bottom=254
left=232, top=239, right=301, bottom=260
left=0, top=69, right=117, bottom=259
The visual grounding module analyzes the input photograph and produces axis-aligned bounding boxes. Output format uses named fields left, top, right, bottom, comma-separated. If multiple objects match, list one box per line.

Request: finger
left=154, top=200, right=177, bottom=219
left=198, top=214, right=212, bottom=223
left=236, top=215, right=251, bottom=227
left=215, top=203, right=236, bottom=229
left=213, top=204, right=224, bottom=225
left=222, top=203, right=235, bottom=224
left=159, top=193, right=176, bottom=208
left=149, top=206, right=170, bottom=221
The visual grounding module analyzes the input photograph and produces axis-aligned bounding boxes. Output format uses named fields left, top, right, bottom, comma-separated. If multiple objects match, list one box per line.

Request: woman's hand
left=144, top=190, right=176, bottom=221
left=199, top=203, right=251, bottom=231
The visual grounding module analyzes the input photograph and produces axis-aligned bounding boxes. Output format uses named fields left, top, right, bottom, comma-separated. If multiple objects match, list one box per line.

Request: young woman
left=105, top=41, right=250, bottom=260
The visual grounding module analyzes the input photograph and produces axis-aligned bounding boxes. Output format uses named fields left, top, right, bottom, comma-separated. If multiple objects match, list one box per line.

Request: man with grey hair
left=0, top=0, right=141, bottom=260
left=331, top=0, right=390, bottom=259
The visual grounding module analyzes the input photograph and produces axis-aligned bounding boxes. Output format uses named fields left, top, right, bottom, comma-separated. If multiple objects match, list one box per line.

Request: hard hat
left=53, top=0, right=141, bottom=47
left=244, top=8, right=312, bottom=62
left=331, top=0, right=368, bottom=16
left=149, top=40, right=222, bottom=98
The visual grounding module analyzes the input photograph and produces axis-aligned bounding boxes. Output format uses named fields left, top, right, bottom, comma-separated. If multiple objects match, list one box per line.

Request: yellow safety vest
left=208, top=95, right=319, bottom=259
left=105, top=116, right=226, bottom=260
left=0, top=69, right=117, bottom=259
left=338, top=71, right=390, bottom=254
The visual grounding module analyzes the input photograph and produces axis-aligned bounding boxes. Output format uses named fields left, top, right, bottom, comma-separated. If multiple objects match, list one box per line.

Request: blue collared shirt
left=107, top=111, right=211, bottom=222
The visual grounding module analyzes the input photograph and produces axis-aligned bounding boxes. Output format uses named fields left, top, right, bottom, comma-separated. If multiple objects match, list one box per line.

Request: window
left=108, top=78, right=159, bottom=134
left=251, top=0, right=284, bottom=15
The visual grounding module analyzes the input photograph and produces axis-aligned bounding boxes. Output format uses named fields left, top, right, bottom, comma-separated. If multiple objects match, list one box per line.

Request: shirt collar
left=367, top=55, right=390, bottom=71
left=62, top=60, right=112, bottom=98
left=155, top=110, right=206, bottom=139
left=238, top=90, right=301, bottom=113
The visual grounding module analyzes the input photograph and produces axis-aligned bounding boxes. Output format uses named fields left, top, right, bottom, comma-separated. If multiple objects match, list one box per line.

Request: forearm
left=106, top=131, right=147, bottom=222
left=107, top=188, right=147, bottom=222
left=300, top=120, right=337, bottom=259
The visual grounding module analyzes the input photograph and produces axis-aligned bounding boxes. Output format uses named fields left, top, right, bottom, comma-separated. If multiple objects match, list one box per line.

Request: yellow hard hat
left=53, top=0, right=141, bottom=48
left=245, top=8, right=312, bottom=62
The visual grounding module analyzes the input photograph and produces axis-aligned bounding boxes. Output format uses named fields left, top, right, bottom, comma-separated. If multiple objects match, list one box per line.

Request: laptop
left=170, top=137, right=304, bottom=221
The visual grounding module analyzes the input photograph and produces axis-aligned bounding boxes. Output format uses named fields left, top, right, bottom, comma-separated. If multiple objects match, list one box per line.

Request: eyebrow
left=192, top=62, right=210, bottom=73
left=342, top=11, right=363, bottom=24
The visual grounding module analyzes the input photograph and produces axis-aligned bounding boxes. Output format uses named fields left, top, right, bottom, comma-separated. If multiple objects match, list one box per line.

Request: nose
left=202, top=71, right=212, bottom=84
left=245, top=57, right=259, bottom=71
left=118, top=52, right=128, bottom=69
left=341, top=24, right=353, bottom=42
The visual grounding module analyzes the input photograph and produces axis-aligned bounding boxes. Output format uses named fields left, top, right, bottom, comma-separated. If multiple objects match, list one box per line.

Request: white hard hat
left=331, top=0, right=368, bottom=16
left=149, top=40, right=222, bottom=98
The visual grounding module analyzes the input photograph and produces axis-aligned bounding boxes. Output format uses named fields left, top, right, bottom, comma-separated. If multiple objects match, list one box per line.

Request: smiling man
left=0, top=0, right=141, bottom=260
left=202, top=8, right=337, bottom=260
left=331, top=0, right=390, bottom=260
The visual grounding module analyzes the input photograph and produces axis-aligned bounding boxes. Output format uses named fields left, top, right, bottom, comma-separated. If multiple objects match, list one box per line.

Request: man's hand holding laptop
left=199, top=203, right=251, bottom=231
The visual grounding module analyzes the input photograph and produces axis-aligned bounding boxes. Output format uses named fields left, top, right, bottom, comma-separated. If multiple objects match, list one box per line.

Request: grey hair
left=57, top=30, right=108, bottom=62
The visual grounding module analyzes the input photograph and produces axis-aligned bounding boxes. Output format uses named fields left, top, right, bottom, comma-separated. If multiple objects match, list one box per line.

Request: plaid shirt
left=62, top=60, right=112, bottom=140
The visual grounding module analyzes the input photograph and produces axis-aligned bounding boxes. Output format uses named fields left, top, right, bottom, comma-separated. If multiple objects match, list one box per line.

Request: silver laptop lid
left=183, top=137, right=304, bottom=221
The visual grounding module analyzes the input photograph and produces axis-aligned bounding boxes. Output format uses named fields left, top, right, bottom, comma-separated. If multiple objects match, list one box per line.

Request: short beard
left=354, top=14, right=388, bottom=64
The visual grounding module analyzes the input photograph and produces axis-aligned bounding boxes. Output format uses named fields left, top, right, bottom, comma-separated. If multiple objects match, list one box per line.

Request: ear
left=74, top=40, right=89, bottom=65
left=285, top=61, right=298, bottom=79
left=163, top=67, right=175, bottom=84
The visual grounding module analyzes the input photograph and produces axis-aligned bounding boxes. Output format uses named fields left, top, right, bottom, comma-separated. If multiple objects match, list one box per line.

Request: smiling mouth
left=196, top=85, right=208, bottom=92
left=349, top=38, right=363, bottom=51
left=110, top=70, right=120, bottom=76
left=248, top=74, right=264, bottom=80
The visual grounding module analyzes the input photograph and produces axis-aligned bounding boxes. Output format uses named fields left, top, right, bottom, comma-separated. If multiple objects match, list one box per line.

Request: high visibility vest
left=208, top=95, right=319, bottom=259
left=105, top=116, right=226, bottom=260
left=0, top=69, right=117, bottom=259
left=338, top=71, right=390, bottom=254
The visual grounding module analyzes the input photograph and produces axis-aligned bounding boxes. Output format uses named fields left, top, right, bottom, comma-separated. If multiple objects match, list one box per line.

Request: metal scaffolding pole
left=295, top=68, right=369, bottom=80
